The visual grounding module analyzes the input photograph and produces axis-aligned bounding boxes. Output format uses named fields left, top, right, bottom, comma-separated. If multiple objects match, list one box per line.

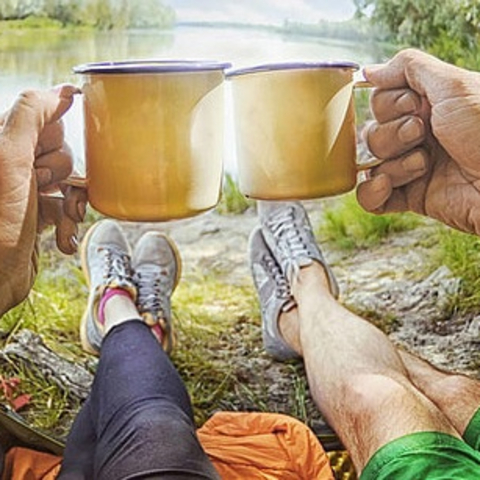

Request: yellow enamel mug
left=227, top=61, right=363, bottom=200
left=73, top=60, right=231, bottom=221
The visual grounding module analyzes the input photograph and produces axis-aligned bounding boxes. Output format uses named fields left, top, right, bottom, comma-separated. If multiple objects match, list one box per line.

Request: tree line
left=354, top=0, right=480, bottom=69
left=0, top=0, right=176, bottom=29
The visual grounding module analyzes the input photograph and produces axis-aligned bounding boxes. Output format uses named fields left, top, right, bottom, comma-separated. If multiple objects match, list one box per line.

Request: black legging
left=58, top=320, right=220, bottom=480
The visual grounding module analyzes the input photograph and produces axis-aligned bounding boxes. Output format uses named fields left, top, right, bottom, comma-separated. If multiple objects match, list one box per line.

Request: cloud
left=170, top=0, right=356, bottom=24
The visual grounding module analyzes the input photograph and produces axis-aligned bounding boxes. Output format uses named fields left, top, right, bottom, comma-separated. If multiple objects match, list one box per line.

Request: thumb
left=2, top=85, right=79, bottom=151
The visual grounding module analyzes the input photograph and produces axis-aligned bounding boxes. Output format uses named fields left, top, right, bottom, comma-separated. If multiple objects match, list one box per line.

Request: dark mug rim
left=226, top=61, right=360, bottom=78
left=73, top=59, right=232, bottom=75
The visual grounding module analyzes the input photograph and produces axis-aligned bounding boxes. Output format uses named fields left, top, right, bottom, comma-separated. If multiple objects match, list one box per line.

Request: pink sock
left=150, top=324, right=164, bottom=345
left=98, top=288, right=132, bottom=325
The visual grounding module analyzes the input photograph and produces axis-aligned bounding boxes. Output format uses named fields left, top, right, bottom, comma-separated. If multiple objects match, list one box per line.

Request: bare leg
left=282, top=263, right=460, bottom=472
left=278, top=293, right=480, bottom=440
left=399, top=350, right=480, bottom=435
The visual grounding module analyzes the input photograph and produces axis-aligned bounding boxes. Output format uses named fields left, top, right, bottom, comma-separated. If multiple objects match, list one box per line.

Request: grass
left=0, top=360, right=81, bottom=439
left=0, top=246, right=87, bottom=437
left=429, top=227, right=480, bottom=316
left=172, top=270, right=259, bottom=424
left=0, top=187, right=436, bottom=440
left=289, top=364, right=309, bottom=423
left=319, top=193, right=421, bottom=250
left=216, top=173, right=254, bottom=215
left=1, top=250, right=86, bottom=360
left=0, top=240, right=263, bottom=435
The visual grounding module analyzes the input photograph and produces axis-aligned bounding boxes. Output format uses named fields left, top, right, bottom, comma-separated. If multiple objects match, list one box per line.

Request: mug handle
left=354, top=80, right=373, bottom=89
left=353, top=78, right=380, bottom=172
left=42, top=175, right=87, bottom=201
left=61, top=175, right=87, bottom=189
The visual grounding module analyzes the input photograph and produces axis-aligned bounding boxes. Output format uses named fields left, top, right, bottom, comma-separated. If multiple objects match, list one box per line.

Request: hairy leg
left=279, top=289, right=480, bottom=440
left=284, top=263, right=461, bottom=472
left=400, top=350, right=480, bottom=435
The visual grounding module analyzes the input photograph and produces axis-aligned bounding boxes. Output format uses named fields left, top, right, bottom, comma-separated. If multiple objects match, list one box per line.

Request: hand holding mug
left=358, top=48, right=480, bottom=235
left=0, top=86, right=87, bottom=316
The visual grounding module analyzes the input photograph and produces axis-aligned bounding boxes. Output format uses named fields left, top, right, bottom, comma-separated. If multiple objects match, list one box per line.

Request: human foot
left=249, top=226, right=300, bottom=361
left=80, top=220, right=137, bottom=355
left=132, top=231, right=182, bottom=354
left=258, top=201, right=339, bottom=296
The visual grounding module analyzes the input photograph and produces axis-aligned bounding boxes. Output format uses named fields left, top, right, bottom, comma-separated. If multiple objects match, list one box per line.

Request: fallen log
left=0, top=329, right=93, bottom=401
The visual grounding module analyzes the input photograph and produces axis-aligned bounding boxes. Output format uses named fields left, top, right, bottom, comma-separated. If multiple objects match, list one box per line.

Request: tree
left=355, top=0, right=480, bottom=68
left=43, top=0, right=82, bottom=26
left=0, top=0, right=176, bottom=30
left=127, top=0, right=176, bottom=28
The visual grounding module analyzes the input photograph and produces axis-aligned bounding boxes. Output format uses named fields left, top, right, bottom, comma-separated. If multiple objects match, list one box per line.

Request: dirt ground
left=4, top=197, right=479, bottom=446
left=115, top=200, right=480, bottom=438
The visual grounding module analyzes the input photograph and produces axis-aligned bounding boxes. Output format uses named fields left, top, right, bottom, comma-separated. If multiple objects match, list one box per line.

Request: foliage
left=216, top=173, right=254, bottom=215
left=0, top=0, right=176, bottom=30
left=354, top=87, right=372, bottom=126
left=281, top=17, right=379, bottom=42
left=431, top=227, right=480, bottom=315
left=354, top=0, right=480, bottom=68
left=319, top=193, right=421, bottom=250
left=1, top=250, right=86, bottom=358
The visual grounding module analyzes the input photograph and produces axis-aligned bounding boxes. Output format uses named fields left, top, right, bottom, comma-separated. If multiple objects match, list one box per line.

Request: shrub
left=431, top=227, right=480, bottom=315
left=319, top=193, right=421, bottom=250
left=216, top=173, right=254, bottom=215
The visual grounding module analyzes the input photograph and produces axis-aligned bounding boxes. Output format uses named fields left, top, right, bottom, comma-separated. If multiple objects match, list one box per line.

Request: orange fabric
left=198, top=412, right=334, bottom=480
left=2, top=447, right=60, bottom=480
left=3, top=412, right=334, bottom=479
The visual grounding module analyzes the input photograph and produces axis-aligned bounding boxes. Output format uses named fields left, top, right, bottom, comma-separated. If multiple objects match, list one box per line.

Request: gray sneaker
left=258, top=201, right=339, bottom=297
left=80, top=220, right=136, bottom=355
left=132, top=231, right=181, bottom=354
left=249, top=227, right=299, bottom=361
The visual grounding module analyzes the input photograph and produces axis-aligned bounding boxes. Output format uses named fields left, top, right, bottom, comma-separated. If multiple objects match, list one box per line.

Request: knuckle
left=397, top=48, right=422, bottom=63
left=362, top=121, right=379, bottom=152
left=16, top=90, right=42, bottom=110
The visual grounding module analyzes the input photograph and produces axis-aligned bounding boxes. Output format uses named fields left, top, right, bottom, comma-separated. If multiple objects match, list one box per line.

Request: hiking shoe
left=80, top=220, right=136, bottom=355
left=258, top=201, right=339, bottom=297
left=132, top=231, right=182, bottom=354
left=249, top=227, right=299, bottom=361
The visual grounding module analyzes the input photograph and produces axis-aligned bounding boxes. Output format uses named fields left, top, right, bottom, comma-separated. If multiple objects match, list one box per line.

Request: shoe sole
left=79, top=221, right=132, bottom=356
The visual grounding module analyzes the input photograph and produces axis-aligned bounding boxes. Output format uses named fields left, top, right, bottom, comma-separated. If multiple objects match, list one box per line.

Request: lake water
left=0, top=26, right=383, bottom=174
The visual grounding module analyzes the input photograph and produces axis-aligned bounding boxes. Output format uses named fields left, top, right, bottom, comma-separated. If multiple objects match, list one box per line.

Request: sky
left=168, top=0, right=357, bottom=25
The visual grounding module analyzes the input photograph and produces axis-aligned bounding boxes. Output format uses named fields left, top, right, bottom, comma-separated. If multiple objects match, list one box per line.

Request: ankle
left=278, top=309, right=303, bottom=357
left=293, top=262, right=332, bottom=298
left=99, top=288, right=142, bottom=334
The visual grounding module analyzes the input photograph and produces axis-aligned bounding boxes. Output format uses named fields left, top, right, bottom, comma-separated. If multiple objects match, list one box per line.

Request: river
left=0, top=25, right=383, bottom=174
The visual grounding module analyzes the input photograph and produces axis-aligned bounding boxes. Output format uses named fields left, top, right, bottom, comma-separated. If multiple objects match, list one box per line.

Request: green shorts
left=360, top=407, right=480, bottom=479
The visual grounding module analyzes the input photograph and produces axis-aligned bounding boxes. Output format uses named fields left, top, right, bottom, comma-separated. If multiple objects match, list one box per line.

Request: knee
left=130, top=406, right=194, bottom=442
left=343, top=374, right=413, bottom=421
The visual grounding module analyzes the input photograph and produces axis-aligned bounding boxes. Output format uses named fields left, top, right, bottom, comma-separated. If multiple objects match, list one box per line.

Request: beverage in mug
left=227, top=61, right=361, bottom=200
left=73, top=60, right=231, bottom=221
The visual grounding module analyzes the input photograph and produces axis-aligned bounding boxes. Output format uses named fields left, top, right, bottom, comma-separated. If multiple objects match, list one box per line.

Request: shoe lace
left=100, top=245, right=132, bottom=286
left=134, top=266, right=170, bottom=320
left=262, top=254, right=295, bottom=310
left=265, top=206, right=311, bottom=277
